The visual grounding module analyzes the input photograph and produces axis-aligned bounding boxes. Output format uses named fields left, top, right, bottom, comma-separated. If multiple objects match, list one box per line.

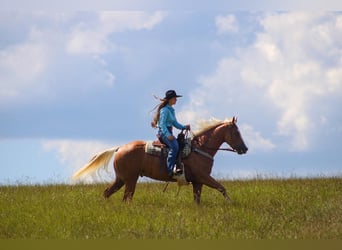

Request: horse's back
left=115, top=140, right=146, bottom=160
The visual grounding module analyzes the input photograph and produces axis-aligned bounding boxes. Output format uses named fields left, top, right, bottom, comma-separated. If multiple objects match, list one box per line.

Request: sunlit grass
left=0, top=178, right=341, bottom=239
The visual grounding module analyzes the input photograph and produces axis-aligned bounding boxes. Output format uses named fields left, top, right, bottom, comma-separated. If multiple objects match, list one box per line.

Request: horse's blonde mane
left=194, top=117, right=232, bottom=136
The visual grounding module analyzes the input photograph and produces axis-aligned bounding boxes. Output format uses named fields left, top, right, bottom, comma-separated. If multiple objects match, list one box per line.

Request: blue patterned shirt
left=158, top=105, right=186, bottom=137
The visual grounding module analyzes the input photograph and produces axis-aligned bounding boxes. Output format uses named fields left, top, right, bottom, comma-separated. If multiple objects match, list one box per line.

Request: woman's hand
left=168, top=135, right=175, bottom=141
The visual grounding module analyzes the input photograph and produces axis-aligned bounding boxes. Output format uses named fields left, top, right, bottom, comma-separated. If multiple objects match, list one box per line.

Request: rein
left=204, top=146, right=236, bottom=153
left=189, top=131, right=236, bottom=161
left=191, top=144, right=236, bottom=162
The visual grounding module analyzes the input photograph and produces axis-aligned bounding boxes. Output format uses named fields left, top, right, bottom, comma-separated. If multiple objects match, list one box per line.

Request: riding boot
left=174, top=157, right=183, bottom=175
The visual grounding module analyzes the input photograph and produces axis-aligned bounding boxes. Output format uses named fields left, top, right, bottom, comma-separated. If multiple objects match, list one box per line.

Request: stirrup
left=172, top=163, right=188, bottom=186
left=173, top=162, right=184, bottom=175
left=173, top=168, right=183, bottom=175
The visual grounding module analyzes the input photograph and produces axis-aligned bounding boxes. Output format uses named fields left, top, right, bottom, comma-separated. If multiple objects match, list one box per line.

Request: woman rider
left=151, top=90, right=191, bottom=177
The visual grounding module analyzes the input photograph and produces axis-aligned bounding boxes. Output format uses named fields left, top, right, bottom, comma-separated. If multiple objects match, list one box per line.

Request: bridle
left=190, top=124, right=238, bottom=155
left=195, top=134, right=237, bottom=153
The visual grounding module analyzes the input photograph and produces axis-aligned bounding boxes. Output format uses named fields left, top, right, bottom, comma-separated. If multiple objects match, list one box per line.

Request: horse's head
left=223, top=117, right=248, bottom=154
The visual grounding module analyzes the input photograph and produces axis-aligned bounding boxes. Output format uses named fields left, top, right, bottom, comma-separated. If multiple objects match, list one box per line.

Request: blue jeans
left=159, top=133, right=179, bottom=174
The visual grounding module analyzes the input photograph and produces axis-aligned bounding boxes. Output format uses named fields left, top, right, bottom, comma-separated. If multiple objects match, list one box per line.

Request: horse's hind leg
left=104, top=178, right=124, bottom=199
left=122, top=177, right=138, bottom=202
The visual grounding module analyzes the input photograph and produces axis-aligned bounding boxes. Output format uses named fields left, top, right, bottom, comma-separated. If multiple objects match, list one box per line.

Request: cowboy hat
left=164, top=90, right=182, bottom=100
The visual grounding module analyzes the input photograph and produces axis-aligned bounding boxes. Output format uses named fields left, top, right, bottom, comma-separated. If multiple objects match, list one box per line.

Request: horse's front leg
left=192, top=182, right=203, bottom=205
left=201, top=175, right=232, bottom=203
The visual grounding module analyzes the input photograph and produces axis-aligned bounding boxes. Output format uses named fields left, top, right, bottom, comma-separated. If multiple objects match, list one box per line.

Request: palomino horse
left=72, top=117, right=248, bottom=204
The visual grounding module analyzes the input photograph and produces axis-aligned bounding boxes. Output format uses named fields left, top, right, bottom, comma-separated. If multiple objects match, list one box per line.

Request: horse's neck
left=195, top=125, right=226, bottom=156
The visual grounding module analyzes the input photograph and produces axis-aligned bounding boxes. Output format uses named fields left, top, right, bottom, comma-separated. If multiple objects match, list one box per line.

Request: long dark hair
left=151, top=99, right=168, bottom=128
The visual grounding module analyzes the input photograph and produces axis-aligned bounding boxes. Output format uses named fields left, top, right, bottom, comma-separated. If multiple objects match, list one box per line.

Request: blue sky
left=1, top=2, right=342, bottom=184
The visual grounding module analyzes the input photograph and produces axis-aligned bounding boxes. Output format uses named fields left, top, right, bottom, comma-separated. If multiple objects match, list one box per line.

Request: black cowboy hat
left=164, top=90, right=182, bottom=100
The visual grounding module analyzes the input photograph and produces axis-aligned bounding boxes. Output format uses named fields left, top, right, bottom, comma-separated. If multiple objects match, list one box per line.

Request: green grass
left=0, top=178, right=341, bottom=239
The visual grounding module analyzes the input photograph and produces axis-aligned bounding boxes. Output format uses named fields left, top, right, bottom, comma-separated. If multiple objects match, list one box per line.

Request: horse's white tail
left=72, top=147, right=119, bottom=180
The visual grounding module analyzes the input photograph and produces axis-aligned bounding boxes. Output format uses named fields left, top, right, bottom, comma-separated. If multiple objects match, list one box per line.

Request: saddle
left=145, top=134, right=192, bottom=159
left=152, top=140, right=167, bottom=149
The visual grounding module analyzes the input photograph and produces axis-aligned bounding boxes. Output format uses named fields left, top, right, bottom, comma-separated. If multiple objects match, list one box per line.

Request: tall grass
left=0, top=178, right=341, bottom=239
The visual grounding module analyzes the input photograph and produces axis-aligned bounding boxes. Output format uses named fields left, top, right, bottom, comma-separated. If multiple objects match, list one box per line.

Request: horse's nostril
left=237, top=146, right=248, bottom=154
left=238, top=147, right=248, bottom=154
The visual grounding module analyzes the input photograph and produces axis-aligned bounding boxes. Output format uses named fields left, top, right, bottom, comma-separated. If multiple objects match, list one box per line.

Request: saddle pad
left=145, top=138, right=192, bottom=158
left=145, top=141, right=167, bottom=157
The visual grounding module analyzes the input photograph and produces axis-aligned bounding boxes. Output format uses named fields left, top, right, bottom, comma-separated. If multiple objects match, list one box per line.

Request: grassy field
left=0, top=178, right=341, bottom=239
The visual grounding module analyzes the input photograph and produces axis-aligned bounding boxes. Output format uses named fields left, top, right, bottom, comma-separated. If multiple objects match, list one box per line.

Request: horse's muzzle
left=236, top=145, right=248, bottom=154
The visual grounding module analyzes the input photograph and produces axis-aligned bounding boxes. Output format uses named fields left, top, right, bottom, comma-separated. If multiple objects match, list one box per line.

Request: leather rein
left=202, top=145, right=236, bottom=153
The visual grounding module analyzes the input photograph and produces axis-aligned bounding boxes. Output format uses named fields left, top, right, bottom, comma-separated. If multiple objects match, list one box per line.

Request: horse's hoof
left=225, top=196, right=232, bottom=204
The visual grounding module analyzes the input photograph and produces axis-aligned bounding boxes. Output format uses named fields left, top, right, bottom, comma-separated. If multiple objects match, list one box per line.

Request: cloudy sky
left=1, top=1, right=342, bottom=184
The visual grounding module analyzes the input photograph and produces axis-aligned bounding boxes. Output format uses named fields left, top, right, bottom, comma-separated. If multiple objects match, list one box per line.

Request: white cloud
left=0, top=17, right=82, bottom=104
left=184, top=12, right=342, bottom=151
left=67, top=11, right=167, bottom=55
left=216, top=14, right=238, bottom=34
left=0, top=11, right=165, bottom=104
left=240, top=124, right=275, bottom=152
left=42, top=139, right=112, bottom=169
left=0, top=34, right=50, bottom=101
left=326, top=63, right=342, bottom=92
left=255, top=12, right=342, bottom=150
left=42, top=139, right=122, bottom=183
left=99, top=11, right=166, bottom=31
left=0, top=11, right=166, bottom=102
left=67, top=29, right=109, bottom=55
left=0, top=25, right=51, bottom=101
left=254, top=35, right=281, bottom=62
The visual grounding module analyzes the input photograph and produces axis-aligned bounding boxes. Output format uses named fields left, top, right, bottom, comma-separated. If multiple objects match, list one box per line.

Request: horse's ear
left=232, top=116, right=237, bottom=124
